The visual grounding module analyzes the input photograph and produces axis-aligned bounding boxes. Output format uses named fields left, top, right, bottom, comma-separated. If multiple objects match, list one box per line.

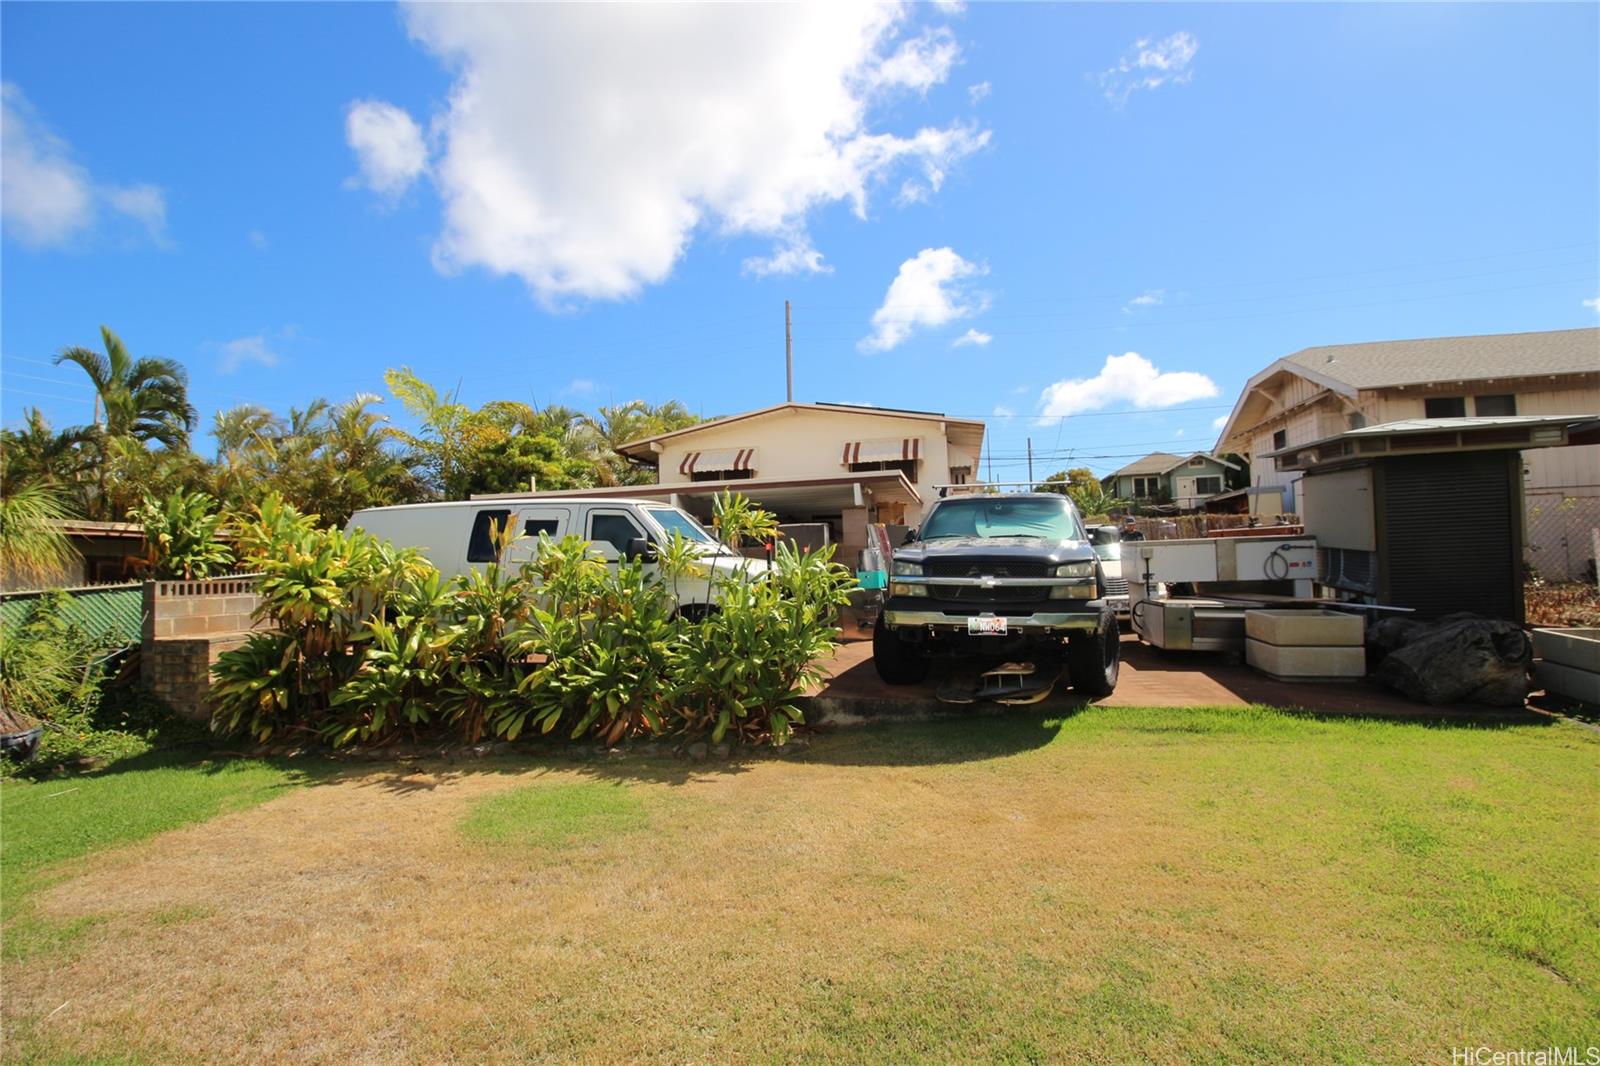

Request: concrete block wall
left=141, top=575, right=265, bottom=722
left=141, top=635, right=251, bottom=721
left=142, top=576, right=264, bottom=641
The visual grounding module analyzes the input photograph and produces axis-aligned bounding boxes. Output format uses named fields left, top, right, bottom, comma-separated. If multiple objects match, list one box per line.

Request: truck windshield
left=921, top=498, right=1081, bottom=541
left=644, top=506, right=717, bottom=546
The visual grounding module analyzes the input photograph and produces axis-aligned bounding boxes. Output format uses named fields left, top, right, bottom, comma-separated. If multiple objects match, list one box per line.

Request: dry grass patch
left=4, top=707, right=1597, bottom=1064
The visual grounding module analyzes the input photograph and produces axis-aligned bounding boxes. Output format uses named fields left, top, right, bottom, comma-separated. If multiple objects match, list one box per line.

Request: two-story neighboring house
left=1213, top=327, right=1600, bottom=578
left=1101, top=452, right=1238, bottom=510
left=481, top=402, right=984, bottom=567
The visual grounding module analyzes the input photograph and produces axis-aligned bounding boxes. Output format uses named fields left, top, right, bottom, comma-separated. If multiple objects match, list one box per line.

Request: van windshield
left=644, top=506, right=717, bottom=546
left=921, top=497, right=1081, bottom=541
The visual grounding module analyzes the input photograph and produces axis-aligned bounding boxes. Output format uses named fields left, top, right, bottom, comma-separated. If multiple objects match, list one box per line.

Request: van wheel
left=1068, top=614, right=1120, bottom=697
left=873, top=615, right=930, bottom=685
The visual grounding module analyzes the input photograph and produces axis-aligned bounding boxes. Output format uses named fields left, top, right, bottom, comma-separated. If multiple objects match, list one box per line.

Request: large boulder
left=1370, top=616, right=1531, bottom=706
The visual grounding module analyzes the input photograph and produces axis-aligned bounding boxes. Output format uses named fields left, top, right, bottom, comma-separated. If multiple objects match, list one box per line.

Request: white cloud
left=218, top=335, right=280, bottom=374
left=248, top=229, right=268, bottom=251
left=992, top=404, right=1015, bottom=417
left=1584, top=296, right=1600, bottom=313
left=1123, top=289, right=1165, bottom=312
left=1037, top=352, right=1218, bottom=420
left=859, top=247, right=988, bottom=353
left=564, top=378, right=598, bottom=395
left=1099, top=32, right=1198, bottom=106
left=1211, top=413, right=1230, bottom=431
left=102, top=184, right=170, bottom=247
left=349, top=4, right=987, bottom=304
left=1, top=83, right=170, bottom=249
left=968, top=81, right=991, bottom=105
left=1173, top=429, right=1186, bottom=438
left=1011, top=384, right=1031, bottom=395
left=871, top=27, right=960, bottom=94
left=952, top=328, right=991, bottom=348
left=345, top=99, right=427, bottom=201
left=743, top=235, right=830, bottom=278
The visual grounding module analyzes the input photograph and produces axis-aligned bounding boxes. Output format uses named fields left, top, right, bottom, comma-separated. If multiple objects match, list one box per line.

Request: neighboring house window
left=467, top=509, right=512, bottom=563
left=1474, top=394, right=1516, bottom=417
left=848, top=458, right=919, bottom=480
left=1272, top=429, right=1287, bottom=450
left=1347, top=412, right=1367, bottom=430
left=1425, top=396, right=1467, bottom=419
left=1195, top=476, right=1223, bottom=495
left=949, top=466, right=971, bottom=486
left=1188, top=457, right=1205, bottom=467
left=689, top=468, right=753, bottom=482
left=1132, top=476, right=1160, bottom=498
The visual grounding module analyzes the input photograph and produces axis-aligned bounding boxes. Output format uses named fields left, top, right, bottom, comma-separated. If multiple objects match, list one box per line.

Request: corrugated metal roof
left=1282, top=327, right=1599, bottom=390
left=0, top=583, right=143, bottom=647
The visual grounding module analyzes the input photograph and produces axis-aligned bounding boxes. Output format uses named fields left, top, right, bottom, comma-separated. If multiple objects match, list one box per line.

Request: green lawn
left=3, top=707, right=1597, bottom=1064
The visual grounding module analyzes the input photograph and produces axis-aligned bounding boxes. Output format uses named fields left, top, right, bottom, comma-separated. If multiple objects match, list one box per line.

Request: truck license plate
left=968, top=615, right=1008, bottom=636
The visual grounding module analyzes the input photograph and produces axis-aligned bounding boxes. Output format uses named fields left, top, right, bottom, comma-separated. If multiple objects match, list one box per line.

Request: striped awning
left=841, top=437, right=922, bottom=465
left=678, top=447, right=757, bottom=475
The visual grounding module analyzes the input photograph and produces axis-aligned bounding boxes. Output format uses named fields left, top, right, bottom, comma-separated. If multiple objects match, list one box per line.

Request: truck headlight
left=1049, top=581, right=1097, bottom=600
left=892, top=559, right=923, bottom=576
left=1055, top=561, right=1094, bottom=578
left=890, top=582, right=927, bottom=598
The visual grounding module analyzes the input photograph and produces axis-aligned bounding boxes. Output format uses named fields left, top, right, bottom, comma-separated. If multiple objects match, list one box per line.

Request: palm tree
left=0, top=409, right=92, bottom=501
left=0, top=482, right=80, bottom=589
left=54, top=326, right=197, bottom=449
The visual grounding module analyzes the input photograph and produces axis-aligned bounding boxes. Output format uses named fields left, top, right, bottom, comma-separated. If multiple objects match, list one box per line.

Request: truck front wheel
left=873, top=614, right=931, bottom=685
left=1067, top=613, right=1120, bottom=697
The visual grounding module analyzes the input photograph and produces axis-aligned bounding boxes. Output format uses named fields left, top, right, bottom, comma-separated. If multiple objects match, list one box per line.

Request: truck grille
left=928, top=584, right=1050, bottom=603
left=926, top=560, right=1051, bottom=578
left=1102, top=576, right=1129, bottom=597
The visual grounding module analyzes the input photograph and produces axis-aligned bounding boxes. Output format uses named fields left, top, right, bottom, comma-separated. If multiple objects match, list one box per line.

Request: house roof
left=1103, top=451, right=1238, bottom=480
left=1213, top=327, right=1600, bottom=453
left=1282, top=327, right=1598, bottom=391
left=615, top=402, right=985, bottom=461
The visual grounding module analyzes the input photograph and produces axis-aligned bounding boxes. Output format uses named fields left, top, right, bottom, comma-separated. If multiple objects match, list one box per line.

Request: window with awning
left=677, top=447, right=758, bottom=476
left=840, top=437, right=922, bottom=465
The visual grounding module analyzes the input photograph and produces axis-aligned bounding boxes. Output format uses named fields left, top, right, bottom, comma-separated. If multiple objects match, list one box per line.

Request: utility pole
left=785, top=300, right=793, bottom=403
left=1026, top=437, right=1034, bottom=486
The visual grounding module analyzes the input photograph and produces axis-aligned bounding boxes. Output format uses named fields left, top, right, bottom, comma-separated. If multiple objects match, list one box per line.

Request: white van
left=345, top=497, right=761, bottom=612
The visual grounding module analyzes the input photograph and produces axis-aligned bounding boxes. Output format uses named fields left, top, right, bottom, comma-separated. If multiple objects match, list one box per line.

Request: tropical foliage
left=210, top=501, right=855, bottom=749
left=2, top=327, right=705, bottom=528
left=135, top=490, right=234, bottom=579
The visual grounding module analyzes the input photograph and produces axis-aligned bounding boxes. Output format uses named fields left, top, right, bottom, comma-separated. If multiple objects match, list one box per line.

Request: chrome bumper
left=883, top=608, right=1103, bottom=633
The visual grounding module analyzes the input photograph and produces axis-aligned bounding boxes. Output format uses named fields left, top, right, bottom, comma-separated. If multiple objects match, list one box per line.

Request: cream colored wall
left=652, top=407, right=969, bottom=521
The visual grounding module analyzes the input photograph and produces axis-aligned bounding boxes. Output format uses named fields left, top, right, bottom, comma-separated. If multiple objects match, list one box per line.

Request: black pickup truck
left=873, top=493, right=1120, bottom=696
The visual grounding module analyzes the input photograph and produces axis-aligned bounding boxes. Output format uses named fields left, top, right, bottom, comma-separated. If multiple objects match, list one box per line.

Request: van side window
left=523, top=518, right=560, bottom=539
left=589, top=512, right=644, bottom=556
left=467, top=509, right=512, bottom=563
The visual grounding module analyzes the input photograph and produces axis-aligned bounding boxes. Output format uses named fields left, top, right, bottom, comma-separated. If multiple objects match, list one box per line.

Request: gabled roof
left=1280, top=327, right=1598, bottom=390
left=1103, top=451, right=1238, bottom=480
left=1213, top=327, right=1600, bottom=453
left=616, top=401, right=985, bottom=461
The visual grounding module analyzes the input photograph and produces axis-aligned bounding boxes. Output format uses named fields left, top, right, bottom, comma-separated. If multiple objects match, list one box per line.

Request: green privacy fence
left=0, top=582, right=144, bottom=648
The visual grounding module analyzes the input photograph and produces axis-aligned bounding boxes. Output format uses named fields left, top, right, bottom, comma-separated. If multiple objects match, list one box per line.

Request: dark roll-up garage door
left=1378, top=451, right=1521, bottom=621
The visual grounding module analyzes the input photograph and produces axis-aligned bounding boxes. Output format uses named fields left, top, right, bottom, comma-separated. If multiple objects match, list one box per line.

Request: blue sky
left=3, top=2, right=1596, bottom=482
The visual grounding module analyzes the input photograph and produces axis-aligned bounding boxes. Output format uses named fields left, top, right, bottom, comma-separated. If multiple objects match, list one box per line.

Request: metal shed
left=1268, top=415, right=1600, bottom=623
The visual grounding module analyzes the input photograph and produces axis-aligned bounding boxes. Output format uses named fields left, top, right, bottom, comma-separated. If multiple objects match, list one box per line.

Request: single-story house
left=477, top=401, right=985, bottom=568
left=1, top=520, right=147, bottom=593
left=1101, top=452, right=1239, bottom=510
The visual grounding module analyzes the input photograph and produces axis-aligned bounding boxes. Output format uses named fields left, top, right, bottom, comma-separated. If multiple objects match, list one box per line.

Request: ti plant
left=135, top=489, right=235, bottom=579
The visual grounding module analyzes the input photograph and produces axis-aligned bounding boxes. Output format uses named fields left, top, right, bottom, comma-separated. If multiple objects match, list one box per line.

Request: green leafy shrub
left=210, top=501, right=856, bottom=750
left=135, top=490, right=234, bottom=578
left=674, top=541, right=854, bottom=744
